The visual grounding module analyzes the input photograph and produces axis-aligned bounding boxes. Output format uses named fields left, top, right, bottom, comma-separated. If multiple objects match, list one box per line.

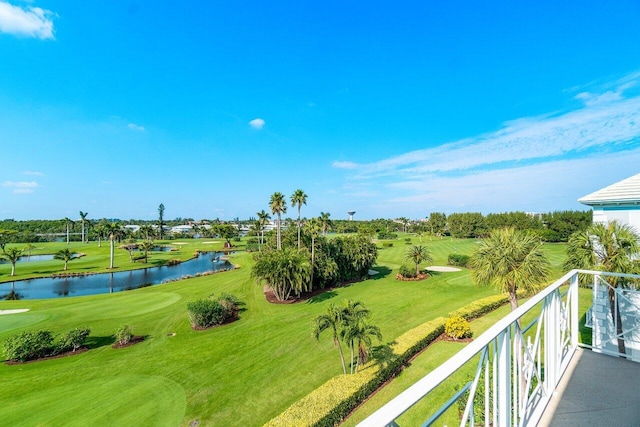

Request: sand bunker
left=202, top=241, right=220, bottom=244
left=426, top=266, right=462, bottom=272
left=171, top=242, right=188, bottom=245
left=0, top=309, right=30, bottom=315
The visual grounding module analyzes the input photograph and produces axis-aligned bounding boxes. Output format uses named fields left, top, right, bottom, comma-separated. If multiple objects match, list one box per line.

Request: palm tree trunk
left=11, top=263, right=15, bottom=276
left=277, top=213, right=281, bottom=250
left=335, top=338, right=347, bottom=374
left=110, top=238, right=115, bottom=269
left=297, top=208, right=301, bottom=250
left=609, top=287, right=627, bottom=358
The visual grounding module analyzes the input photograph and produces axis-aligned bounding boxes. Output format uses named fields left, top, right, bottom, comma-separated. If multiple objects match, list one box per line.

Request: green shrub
left=398, top=265, right=417, bottom=278
left=448, top=253, right=470, bottom=267
left=377, top=232, right=397, bottom=240
left=114, top=325, right=134, bottom=345
left=404, top=237, right=411, bottom=243
left=382, top=242, right=393, bottom=247
left=57, top=327, right=91, bottom=352
left=445, top=316, right=473, bottom=340
left=3, top=330, right=55, bottom=362
left=188, top=293, right=240, bottom=329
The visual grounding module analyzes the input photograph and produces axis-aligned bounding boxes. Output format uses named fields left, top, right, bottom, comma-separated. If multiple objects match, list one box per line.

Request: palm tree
left=344, top=319, right=382, bottom=373
left=139, top=240, right=155, bottom=263
left=471, top=227, right=551, bottom=311
left=63, top=217, right=75, bottom=245
left=94, top=219, right=109, bottom=247
left=341, top=299, right=375, bottom=373
left=320, top=212, right=333, bottom=237
left=54, top=248, right=76, bottom=271
left=2, top=247, right=23, bottom=276
left=314, top=304, right=349, bottom=374
left=398, top=217, right=410, bottom=233
left=564, top=221, right=640, bottom=357
left=269, top=192, right=287, bottom=250
left=290, top=189, right=308, bottom=250
left=105, top=222, right=125, bottom=269
left=405, top=245, right=433, bottom=276
left=138, top=224, right=155, bottom=241
left=251, top=248, right=311, bottom=301
left=24, top=243, right=36, bottom=257
left=79, top=211, right=89, bottom=243
left=305, top=218, right=322, bottom=286
left=256, top=210, right=271, bottom=249
left=158, top=203, right=165, bottom=240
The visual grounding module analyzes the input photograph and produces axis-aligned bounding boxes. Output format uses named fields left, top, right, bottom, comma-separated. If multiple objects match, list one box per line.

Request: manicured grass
left=0, top=236, right=569, bottom=426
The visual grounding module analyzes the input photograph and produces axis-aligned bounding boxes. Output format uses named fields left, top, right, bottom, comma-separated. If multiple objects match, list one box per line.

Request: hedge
left=265, top=293, right=515, bottom=426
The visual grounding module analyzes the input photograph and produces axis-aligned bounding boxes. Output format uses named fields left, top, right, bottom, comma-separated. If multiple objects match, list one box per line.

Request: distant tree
left=428, top=212, right=447, bottom=237
left=122, top=238, right=138, bottom=263
left=305, top=218, right=322, bottom=285
left=257, top=210, right=271, bottom=250
left=24, top=243, right=36, bottom=257
left=320, top=212, right=333, bottom=237
left=564, top=221, right=640, bottom=357
left=290, top=189, right=308, bottom=250
left=269, top=192, right=287, bottom=250
left=471, top=227, right=550, bottom=311
left=138, top=225, right=155, bottom=241
left=63, top=217, right=75, bottom=245
left=2, top=247, right=23, bottom=276
left=139, top=240, right=155, bottom=263
left=106, top=222, right=125, bottom=269
left=158, top=203, right=165, bottom=240
left=397, top=217, right=410, bottom=233
left=405, top=245, right=433, bottom=276
left=0, top=229, right=18, bottom=253
left=79, top=211, right=89, bottom=243
left=54, top=248, right=76, bottom=271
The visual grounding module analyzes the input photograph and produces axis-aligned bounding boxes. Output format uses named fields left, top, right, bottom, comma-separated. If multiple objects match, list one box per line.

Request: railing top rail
left=358, top=270, right=639, bottom=427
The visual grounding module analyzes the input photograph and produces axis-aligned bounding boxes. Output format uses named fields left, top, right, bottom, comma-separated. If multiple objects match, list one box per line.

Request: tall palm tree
left=405, top=245, right=433, bottom=276
left=314, top=303, right=349, bottom=374
left=94, top=220, right=109, bottom=247
left=79, top=211, right=89, bottom=243
left=2, top=247, right=23, bottom=276
left=158, top=203, right=165, bottom=240
left=256, top=210, right=271, bottom=249
left=269, top=192, right=287, bottom=250
left=305, top=218, right=322, bottom=286
left=63, top=217, right=75, bottom=245
left=564, top=221, right=640, bottom=357
left=319, top=212, right=333, bottom=237
left=105, top=222, right=125, bottom=269
left=344, top=319, right=382, bottom=373
left=290, top=189, right=308, bottom=250
left=54, top=248, right=76, bottom=271
left=471, top=227, right=550, bottom=311
left=341, top=299, right=375, bottom=373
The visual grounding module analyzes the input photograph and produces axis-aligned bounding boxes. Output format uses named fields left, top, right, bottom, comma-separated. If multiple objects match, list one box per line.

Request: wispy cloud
left=22, top=170, right=44, bottom=176
left=3, top=180, right=38, bottom=194
left=0, top=1, right=55, bottom=39
left=249, top=118, right=265, bottom=130
left=336, top=71, right=640, bottom=214
left=127, top=123, right=145, bottom=132
left=332, top=161, right=359, bottom=169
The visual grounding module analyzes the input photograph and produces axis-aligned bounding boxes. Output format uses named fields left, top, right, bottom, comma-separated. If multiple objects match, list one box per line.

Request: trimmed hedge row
left=265, top=293, right=515, bottom=426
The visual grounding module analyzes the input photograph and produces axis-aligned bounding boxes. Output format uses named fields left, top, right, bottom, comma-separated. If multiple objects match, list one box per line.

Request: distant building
left=578, top=173, right=640, bottom=231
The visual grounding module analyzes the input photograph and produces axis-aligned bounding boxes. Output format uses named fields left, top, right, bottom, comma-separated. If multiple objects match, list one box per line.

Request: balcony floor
left=539, top=347, right=640, bottom=426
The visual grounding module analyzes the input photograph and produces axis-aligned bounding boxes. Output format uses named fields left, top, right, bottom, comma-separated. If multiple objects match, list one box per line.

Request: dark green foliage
left=187, top=293, right=241, bottom=328
left=448, top=212, right=487, bottom=238
left=427, top=212, right=447, bottom=236
left=58, top=327, right=91, bottom=352
left=448, top=253, right=470, bottom=267
left=377, top=231, right=397, bottom=240
left=398, top=265, right=417, bottom=278
left=114, top=325, right=134, bottom=345
left=382, top=242, right=393, bottom=247
left=3, top=330, right=55, bottom=362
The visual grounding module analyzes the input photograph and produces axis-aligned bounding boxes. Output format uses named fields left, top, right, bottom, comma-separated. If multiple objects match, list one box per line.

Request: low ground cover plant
left=445, top=315, right=473, bottom=340
left=114, top=325, right=134, bottom=346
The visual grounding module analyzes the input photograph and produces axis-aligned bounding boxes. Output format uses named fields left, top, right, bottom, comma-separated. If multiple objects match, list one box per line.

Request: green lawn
left=0, top=236, right=570, bottom=426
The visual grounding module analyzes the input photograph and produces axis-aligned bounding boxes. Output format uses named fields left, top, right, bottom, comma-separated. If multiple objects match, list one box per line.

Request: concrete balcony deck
left=539, top=347, right=640, bottom=426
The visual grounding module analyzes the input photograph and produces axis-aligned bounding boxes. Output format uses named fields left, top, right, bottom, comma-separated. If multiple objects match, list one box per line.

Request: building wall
left=591, top=205, right=640, bottom=232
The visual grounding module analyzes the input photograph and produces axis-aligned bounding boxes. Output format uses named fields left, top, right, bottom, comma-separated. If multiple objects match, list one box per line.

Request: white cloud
left=249, top=118, right=265, bottom=130
left=127, top=123, right=145, bottom=132
left=3, top=180, right=38, bottom=194
left=22, top=170, right=44, bottom=176
left=0, top=1, right=55, bottom=39
left=335, top=70, right=640, bottom=215
left=332, top=161, right=359, bottom=169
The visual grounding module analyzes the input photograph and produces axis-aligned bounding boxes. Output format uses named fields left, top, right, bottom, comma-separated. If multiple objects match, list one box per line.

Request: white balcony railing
left=358, top=270, right=640, bottom=427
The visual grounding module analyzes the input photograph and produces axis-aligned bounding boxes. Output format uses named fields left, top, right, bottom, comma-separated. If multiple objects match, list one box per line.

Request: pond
left=0, top=254, right=55, bottom=264
left=0, top=252, right=232, bottom=300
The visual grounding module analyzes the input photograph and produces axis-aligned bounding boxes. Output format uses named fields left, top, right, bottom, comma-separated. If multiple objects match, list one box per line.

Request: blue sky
left=1, top=1, right=640, bottom=221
